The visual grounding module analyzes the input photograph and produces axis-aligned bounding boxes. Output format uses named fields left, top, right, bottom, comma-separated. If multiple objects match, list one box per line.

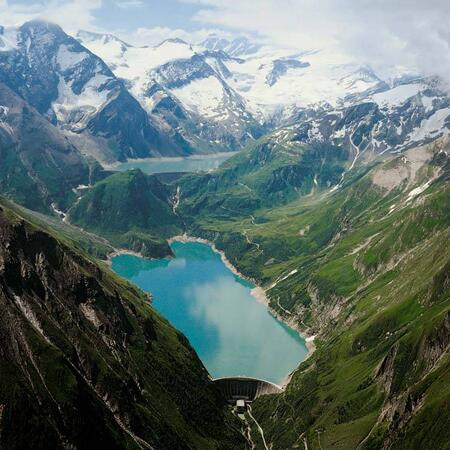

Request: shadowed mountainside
left=0, top=197, right=244, bottom=450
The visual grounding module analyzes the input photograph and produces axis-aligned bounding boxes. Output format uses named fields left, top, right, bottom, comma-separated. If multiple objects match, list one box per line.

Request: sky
left=1, top=0, right=450, bottom=80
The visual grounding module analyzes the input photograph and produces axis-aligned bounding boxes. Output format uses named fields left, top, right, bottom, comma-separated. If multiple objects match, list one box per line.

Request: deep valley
left=0, top=14, right=449, bottom=450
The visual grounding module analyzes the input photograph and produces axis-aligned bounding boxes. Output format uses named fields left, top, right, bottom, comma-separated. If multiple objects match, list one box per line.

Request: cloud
left=0, top=0, right=229, bottom=47
left=0, top=0, right=102, bottom=32
left=2, top=0, right=450, bottom=83
left=184, top=0, right=450, bottom=81
left=115, top=0, right=143, bottom=8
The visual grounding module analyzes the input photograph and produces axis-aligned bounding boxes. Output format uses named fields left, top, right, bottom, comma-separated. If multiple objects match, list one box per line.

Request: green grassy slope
left=177, top=137, right=450, bottom=449
left=251, top=212, right=449, bottom=449
left=178, top=134, right=350, bottom=217
left=0, top=196, right=244, bottom=450
left=68, top=169, right=183, bottom=258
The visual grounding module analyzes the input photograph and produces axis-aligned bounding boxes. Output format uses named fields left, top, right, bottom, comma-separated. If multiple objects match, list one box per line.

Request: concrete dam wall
left=213, top=377, right=282, bottom=402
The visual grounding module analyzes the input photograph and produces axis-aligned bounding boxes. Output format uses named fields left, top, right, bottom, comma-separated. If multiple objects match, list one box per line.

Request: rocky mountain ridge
left=0, top=21, right=191, bottom=162
left=1, top=20, right=449, bottom=168
left=78, top=29, right=450, bottom=164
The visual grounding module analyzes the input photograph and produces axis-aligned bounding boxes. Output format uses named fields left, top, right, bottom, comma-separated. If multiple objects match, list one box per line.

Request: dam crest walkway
left=212, top=376, right=283, bottom=402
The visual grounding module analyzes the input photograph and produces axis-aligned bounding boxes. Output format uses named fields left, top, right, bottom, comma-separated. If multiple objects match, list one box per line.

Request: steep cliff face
left=0, top=198, right=243, bottom=449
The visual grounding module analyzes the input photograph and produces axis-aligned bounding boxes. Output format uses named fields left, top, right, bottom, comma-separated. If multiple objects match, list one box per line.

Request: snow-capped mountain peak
left=156, top=37, right=189, bottom=47
left=0, top=20, right=190, bottom=161
left=77, top=30, right=131, bottom=48
left=77, top=29, right=450, bottom=157
left=201, top=36, right=261, bottom=57
left=78, top=30, right=264, bottom=152
left=5, top=20, right=446, bottom=165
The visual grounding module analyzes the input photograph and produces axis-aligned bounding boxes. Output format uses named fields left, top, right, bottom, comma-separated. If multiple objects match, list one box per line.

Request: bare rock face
left=0, top=199, right=243, bottom=450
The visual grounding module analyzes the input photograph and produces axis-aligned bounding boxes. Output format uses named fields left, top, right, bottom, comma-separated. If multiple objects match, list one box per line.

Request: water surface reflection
left=112, top=241, right=307, bottom=384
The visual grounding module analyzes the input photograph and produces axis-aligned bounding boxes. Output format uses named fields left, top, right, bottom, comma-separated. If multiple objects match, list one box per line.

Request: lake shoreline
left=110, top=234, right=314, bottom=388
left=168, top=234, right=316, bottom=372
left=106, top=248, right=149, bottom=265
left=102, top=152, right=238, bottom=171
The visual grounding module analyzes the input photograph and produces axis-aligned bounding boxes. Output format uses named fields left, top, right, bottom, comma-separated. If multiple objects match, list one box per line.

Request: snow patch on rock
left=172, top=75, right=226, bottom=119
left=406, top=181, right=432, bottom=202
left=408, top=107, right=450, bottom=142
left=53, top=71, right=110, bottom=127
left=57, top=44, right=88, bottom=70
left=371, top=83, right=423, bottom=109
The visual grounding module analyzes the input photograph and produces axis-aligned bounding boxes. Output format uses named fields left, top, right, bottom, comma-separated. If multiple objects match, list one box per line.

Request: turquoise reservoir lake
left=112, top=153, right=236, bottom=175
left=112, top=241, right=307, bottom=385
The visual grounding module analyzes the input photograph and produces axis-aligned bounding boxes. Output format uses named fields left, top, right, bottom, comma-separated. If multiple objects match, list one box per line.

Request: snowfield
left=78, top=32, right=197, bottom=102
left=172, top=76, right=226, bottom=119
left=408, top=107, right=450, bottom=143
left=57, top=44, right=88, bottom=70
left=370, top=83, right=424, bottom=109
left=77, top=31, right=450, bottom=155
left=79, top=32, right=389, bottom=120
